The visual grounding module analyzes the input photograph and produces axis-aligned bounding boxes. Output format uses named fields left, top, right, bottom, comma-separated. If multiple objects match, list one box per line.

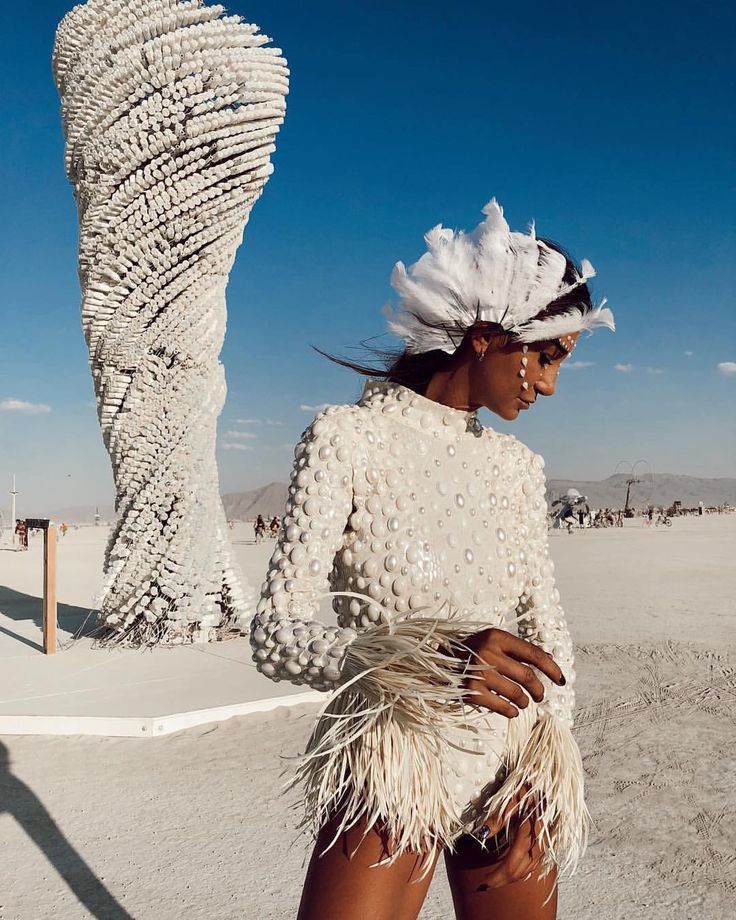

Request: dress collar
left=356, top=378, right=487, bottom=439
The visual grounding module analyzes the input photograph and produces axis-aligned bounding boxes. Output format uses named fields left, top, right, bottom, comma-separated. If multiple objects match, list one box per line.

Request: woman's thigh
left=297, top=806, right=441, bottom=920
left=443, top=833, right=558, bottom=920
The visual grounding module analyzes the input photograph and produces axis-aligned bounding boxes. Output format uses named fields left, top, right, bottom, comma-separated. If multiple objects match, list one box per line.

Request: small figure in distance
left=254, top=514, right=266, bottom=544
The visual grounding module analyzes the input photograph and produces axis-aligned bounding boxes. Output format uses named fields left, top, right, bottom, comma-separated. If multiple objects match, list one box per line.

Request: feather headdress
left=385, top=199, right=615, bottom=354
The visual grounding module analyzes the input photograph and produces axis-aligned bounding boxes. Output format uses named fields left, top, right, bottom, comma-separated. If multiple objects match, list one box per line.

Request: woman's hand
left=475, top=785, right=547, bottom=887
left=449, top=627, right=566, bottom=718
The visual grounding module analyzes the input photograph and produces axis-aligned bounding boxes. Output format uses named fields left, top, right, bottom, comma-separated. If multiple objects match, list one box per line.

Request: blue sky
left=1, top=0, right=734, bottom=515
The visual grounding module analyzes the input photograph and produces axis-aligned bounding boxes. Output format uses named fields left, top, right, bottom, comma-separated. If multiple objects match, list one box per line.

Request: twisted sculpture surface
left=53, top=0, right=288, bottom=644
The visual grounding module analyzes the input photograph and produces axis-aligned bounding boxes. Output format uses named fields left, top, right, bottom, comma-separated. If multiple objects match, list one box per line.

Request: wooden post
left=43, top=526, right=57, bottom=655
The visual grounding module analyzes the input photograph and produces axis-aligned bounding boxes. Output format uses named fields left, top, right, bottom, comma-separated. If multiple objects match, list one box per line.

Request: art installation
left=53, top=1, right=288, bottom=644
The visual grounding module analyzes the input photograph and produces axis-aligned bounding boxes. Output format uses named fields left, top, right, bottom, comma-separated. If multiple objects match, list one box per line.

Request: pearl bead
left=363, top=558, right=379, bottom=577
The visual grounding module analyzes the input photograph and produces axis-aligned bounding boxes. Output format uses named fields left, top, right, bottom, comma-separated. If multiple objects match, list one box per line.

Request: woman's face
left=470, top=331, right=580, bottom=421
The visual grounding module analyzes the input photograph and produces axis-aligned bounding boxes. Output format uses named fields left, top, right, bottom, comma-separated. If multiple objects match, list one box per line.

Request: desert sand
left=0, top=515, right=734, bottom=918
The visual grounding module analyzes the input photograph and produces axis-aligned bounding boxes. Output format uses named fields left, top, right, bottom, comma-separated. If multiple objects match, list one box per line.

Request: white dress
left=250, top=378, right=588, bottom=879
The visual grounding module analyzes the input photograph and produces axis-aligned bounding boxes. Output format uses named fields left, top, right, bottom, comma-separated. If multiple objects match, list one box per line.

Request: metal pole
left=10, top=474, right=18, bottom=545
left=43, top=526, right=58, bottom=655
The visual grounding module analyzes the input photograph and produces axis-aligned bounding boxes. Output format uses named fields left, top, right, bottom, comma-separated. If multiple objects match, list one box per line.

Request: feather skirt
left=279, top=612, right=590, bottom=883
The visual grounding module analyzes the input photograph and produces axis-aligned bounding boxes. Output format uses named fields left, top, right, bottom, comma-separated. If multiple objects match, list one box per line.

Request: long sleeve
left=516, top=448, right=577, bottom=728
left=249, top=407, right=359, bottom=691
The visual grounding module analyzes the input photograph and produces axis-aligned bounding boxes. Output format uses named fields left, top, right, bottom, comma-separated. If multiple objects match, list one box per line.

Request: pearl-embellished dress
left=250, top=378, right=587, bottom=878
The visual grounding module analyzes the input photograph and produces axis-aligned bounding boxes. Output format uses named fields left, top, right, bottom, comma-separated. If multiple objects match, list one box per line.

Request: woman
left=250, top=199, right=615, bottom=919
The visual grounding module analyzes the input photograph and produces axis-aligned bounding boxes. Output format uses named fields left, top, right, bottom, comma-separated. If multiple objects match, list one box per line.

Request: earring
left=476, top=349, right=486, bottom=362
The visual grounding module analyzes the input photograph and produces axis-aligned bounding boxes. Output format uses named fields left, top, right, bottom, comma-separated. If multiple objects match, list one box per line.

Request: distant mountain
left=546, top=474, right=736, bottom=510
left=42, top=473, right=733, bottom=524
left=222, top=473, right=736, bottom=520
left=222, top=481, right=289, bottom=520
left=45, top=483, right=290, bottom=524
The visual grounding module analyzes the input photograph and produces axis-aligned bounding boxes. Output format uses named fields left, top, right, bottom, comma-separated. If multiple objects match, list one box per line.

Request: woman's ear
left=469, top=328, right=492, bottom=356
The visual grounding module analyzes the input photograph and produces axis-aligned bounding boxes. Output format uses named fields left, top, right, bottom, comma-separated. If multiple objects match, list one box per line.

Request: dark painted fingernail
left=558, top=675, right=566, bottom=685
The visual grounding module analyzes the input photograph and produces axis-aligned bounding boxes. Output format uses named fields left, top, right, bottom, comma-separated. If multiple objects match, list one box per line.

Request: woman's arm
left=250, top=403, right=485, bottom=711
left=473, top=445, right=589, bottom=882
left=249, top=407, right=359, bottom=691
left=515, top=449, right=577, bottom=727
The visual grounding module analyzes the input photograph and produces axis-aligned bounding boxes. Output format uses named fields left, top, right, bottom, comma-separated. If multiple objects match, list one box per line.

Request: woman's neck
left=424, top=363, right=479, bottom=412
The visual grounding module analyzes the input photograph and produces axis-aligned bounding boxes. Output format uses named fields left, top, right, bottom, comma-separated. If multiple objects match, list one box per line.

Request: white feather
left=513, top=303, right=616, bottom=344
left=387, top=199, right=614, bottom=355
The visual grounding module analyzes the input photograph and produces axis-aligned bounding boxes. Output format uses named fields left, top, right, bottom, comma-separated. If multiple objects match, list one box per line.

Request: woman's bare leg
left=443, top=831, right=558, bottom=920
left=297, top=805, right=441, bottom=920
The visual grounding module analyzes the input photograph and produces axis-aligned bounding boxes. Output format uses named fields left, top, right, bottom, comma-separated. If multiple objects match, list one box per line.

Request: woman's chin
left=491, top=405, right=519, bottom=422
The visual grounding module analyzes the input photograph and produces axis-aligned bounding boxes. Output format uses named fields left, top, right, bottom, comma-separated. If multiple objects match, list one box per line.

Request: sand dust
left=0, top=516, right=734, bottom=918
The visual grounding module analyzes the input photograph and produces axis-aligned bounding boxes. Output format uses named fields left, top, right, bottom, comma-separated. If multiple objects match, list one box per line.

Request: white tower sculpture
left=53, top=1, right=289, bottom=644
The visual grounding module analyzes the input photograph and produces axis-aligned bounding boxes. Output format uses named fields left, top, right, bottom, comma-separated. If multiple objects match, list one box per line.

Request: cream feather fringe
left=280, top=603, right=590, bottom=885
left=282, top=607, right=493, bottom=882
left=479, top=709, right=592, bottom=880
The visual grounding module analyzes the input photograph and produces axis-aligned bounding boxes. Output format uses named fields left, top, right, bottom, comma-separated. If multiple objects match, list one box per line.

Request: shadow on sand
left=0, top=740, right=133, bottom=918
left=0, top=587, right=97, bottom=652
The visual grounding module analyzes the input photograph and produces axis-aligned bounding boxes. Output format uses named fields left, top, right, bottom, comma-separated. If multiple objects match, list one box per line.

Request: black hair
left=312, top=239, right=593, bottom=397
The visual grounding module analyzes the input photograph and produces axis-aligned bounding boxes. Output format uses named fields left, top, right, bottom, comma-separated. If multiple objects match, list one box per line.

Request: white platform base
left=0, top=526, right=333, bottom=739
left=0, top=691, right=323, bottom=738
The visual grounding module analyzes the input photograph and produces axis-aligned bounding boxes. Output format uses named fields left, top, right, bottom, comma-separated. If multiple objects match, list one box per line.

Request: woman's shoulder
left=485, top=429, right=547, bottom=476
left=293, top=401, right=362, bottom=451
